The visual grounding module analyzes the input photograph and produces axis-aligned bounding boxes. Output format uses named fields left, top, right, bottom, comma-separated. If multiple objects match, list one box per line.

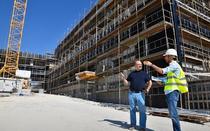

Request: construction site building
left=46, top=0, right=210, bottom=110
left=0, top=49, right=56, bottom=91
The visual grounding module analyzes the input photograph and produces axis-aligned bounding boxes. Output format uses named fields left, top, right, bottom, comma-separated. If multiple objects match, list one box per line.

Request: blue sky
left=0, top=0, right=97, bottom=54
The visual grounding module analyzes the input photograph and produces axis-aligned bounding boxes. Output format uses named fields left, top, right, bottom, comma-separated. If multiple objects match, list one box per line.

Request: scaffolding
left=0, top=48, right=55, bottom=90
left=47, top=0, right=210, bottom=110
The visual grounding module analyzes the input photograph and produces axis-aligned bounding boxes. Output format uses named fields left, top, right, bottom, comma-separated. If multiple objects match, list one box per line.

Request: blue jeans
left=128, top=91, right=146, bottom=129
left=166, top=90, right=181, bottom=131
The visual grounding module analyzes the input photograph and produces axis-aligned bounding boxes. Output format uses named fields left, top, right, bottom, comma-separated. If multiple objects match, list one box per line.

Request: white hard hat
left=163, top=49, right=178, bottom=56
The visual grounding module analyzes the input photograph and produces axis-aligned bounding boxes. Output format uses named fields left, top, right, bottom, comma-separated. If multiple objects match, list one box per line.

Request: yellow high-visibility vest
left=164, top=65, right=188, bottom=93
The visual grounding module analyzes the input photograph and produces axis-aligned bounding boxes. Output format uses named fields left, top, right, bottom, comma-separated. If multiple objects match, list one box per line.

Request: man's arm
left=143, top=61, right=163, bottom=75
left=120, top=73, right=129, bottom=86
left=145, top=80, right=152, bottom=93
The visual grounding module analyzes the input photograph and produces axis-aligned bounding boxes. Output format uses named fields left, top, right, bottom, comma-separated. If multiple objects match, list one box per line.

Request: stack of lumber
left=75, top=71, right=97, bottom=80
left=148, top=108, right=210, bottom=124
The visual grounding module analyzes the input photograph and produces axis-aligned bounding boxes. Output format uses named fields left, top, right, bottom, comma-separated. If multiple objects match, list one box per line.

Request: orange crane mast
left=0, top=0, right=27, bottom=78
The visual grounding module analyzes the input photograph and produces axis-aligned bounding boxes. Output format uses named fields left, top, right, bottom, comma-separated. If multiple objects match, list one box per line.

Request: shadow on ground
left=101, top=119, right=155, bottom=131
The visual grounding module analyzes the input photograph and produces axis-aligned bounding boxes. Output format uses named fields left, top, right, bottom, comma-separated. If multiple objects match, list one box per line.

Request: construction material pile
left=75, top=71, right=97, bottom=80
left=148, top=108, right=210, bottom=124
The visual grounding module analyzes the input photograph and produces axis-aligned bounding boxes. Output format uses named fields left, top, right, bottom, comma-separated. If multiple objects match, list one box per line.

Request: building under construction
left=0, top=49, right=55, bottom=90
left=46, top=0, right=210, bottom=110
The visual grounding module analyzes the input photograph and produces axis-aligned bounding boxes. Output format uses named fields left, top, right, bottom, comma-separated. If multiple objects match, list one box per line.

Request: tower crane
left=0, top=0, right=27, bottom=78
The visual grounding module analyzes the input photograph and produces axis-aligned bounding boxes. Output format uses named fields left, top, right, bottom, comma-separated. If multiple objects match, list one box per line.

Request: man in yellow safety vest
left=143, top=49, right=188, bottom=131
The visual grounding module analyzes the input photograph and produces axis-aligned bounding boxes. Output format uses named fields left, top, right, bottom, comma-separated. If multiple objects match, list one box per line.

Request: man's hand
left=120, top=73, right=129, bottom=86
left=120, top=72, right=125, bottom=80
left=143, top=61, right=153, bottom=66
left=144, top=61, right=163, bottom=74
left=156, top=81, right=163, bottom=86
left=145, top=80, right=152, bottom=94
left=144, top=88, right=150, bottom=94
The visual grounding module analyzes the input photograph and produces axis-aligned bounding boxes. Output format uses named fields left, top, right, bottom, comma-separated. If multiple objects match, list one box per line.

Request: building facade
left=47, top=0, right=210, bottom=110
left=0, top=49, right=55, bottom=90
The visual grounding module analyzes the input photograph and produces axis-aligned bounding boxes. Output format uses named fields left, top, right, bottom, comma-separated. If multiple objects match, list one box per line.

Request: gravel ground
left=0, top=94, right=209, bottom=131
